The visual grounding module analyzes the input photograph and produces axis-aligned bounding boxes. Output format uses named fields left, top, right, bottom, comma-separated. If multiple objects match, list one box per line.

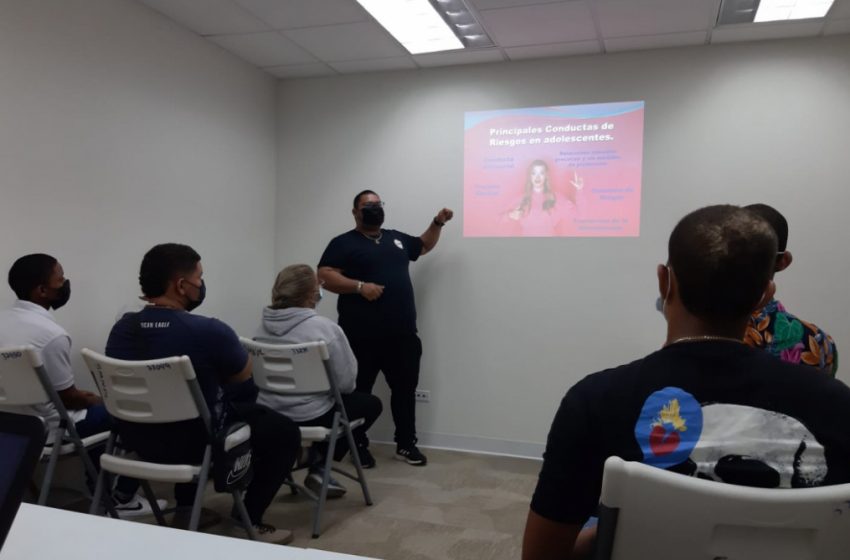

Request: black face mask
left=185, top=279, right=206, bottom=312
left=361, top=206, right=385, bottom=227
left=50, top=279, right=71, bottom=310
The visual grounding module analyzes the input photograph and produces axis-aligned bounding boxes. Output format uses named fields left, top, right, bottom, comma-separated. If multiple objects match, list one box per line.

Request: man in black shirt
left=318, top=190, right=453, bottom=466
left=523, top=205, right=850, bottom=560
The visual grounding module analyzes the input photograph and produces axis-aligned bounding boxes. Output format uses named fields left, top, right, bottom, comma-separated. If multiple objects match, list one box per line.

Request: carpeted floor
left=47, top=443, right=542, bottom=559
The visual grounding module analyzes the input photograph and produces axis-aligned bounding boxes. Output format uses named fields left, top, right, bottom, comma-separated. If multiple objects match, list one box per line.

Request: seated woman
left=255, top=264, right=382, bottom=497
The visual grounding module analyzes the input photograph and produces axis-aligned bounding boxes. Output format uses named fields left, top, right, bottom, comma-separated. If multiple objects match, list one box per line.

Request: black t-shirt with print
left=530, top=340, right=850, bottom=525
left=319, top=229, right=423, bottom=336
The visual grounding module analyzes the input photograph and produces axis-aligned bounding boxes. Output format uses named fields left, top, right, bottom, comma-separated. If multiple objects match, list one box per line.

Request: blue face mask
left=655, top=296, right=664, bottom=314
left=317, top=286, right=324, bottom=302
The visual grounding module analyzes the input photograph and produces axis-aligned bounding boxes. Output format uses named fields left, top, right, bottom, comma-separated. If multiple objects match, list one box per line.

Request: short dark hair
left=139, top=243, right=201, bottom=298
left=669, top=205, right=777, bottom=325
left=353, top=190, right=378, bottom=209
left=744, top=204, right=788, bottom=252
left=8, top=254, right=58, bottom=300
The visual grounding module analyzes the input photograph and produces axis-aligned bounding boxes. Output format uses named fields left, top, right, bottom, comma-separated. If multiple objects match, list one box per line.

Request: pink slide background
left=463, top=101, right=644, bottom=237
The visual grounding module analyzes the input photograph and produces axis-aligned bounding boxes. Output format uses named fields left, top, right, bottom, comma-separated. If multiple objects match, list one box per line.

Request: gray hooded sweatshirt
left=254, top=307, right=357, bottom=422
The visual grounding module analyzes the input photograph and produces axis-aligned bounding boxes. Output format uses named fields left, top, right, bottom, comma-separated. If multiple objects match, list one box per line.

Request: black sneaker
left=354, top=445, right=376, bottom=469
left=395, top=443, right=427, bottom=466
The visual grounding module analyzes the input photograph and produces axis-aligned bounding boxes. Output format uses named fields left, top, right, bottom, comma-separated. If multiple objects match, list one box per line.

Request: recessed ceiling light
left=717, top=0, right=835, bottom=24
left=755, top=0, right=835, bottom=22
left=357, top=0, right=494, bottom=54
left=356, top=0, right=463, bottom=54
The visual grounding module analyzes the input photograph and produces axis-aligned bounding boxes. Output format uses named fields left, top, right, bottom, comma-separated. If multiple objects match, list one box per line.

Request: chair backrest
left=595, top=456, right=850, bottom=560
left=81, top=348, right=210, bottom=428
left=240, top=338, right=332, bottom=395
left=0, top=346, right=50, bottom=407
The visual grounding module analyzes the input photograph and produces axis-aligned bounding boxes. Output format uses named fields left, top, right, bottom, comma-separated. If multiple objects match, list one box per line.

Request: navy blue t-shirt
left=106, top=307, right=248, bottom=423
left=319, top=229, right=423, bottom=336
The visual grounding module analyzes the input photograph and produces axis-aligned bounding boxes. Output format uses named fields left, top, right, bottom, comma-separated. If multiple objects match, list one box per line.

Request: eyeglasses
left=361, top=201, right=385, bottom=209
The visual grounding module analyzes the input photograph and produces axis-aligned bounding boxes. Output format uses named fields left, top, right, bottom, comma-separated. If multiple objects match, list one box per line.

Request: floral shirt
left=745, top=299, right=837, bottom=376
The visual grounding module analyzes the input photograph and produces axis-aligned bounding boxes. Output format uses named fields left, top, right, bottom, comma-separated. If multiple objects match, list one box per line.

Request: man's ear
left=657, top=264, right=669, bottom=300
left=755, top=280, right=776, bottom=310
left=776, top=251, right=793, bottom=272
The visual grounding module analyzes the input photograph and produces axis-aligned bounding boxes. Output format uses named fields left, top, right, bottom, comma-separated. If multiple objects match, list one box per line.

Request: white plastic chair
left=0, top=345, right=109, bottom=506
left=595, top=456, right=850, bottom=560
left=240, top=337, right=372, bottom=538
left=80, top=348, right=256, bottom=538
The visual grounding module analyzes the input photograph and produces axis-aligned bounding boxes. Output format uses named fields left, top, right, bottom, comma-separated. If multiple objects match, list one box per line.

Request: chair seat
left=299, top=417, right=365, bottom=445
left=100, top=453, right=201, bottom=483
left=41, top=431, right=110, bottom=457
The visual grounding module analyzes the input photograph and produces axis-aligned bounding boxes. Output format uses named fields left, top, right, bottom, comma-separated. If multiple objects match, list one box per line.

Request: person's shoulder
left=386, top=228, right=414, bottom=238
left=327, top=230, right=358, bottom=244
left=570, top=357, right=646, bottom=399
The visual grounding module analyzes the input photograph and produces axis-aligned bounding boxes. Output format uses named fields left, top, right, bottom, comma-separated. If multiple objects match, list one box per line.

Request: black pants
left=296, top=392, right=383, bottom=463
left=345, top=332, right=422, bottom=447
left=118, top=402, right=300, bottom=525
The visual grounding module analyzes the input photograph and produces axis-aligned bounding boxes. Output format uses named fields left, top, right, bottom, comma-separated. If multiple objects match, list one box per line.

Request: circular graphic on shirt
left=394, top=239, right=404, bottom=249
left=634, top=387, right=703, bottom=468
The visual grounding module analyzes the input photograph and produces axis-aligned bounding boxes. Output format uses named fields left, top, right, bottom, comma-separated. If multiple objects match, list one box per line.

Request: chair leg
left=313, top=413, right=341, bottom=539
left=232, top=490, right=257, bottom=540
left=66, top=424, right=100, bottom=487
left=342, top=420, right=372, bottom=506
left=89, top=435, right=119, bottom=518
left=38, top=430, right=63, bottom=505
left=140, top=481, right=167, bottom=526
left=188, top=446, right=212, bottom=532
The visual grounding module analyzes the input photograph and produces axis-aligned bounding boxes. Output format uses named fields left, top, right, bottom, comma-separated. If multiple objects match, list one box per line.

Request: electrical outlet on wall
left=414, top=390, right=430, bottom=402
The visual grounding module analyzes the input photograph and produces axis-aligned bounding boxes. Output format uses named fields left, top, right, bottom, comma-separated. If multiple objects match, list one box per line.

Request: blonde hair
left=271, top=264, right=316, bottom=309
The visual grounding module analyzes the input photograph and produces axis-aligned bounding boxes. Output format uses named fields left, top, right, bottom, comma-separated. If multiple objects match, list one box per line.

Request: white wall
left=0, top=0, right=278, bottom=386
left=276, top=36, right=850, bottom=457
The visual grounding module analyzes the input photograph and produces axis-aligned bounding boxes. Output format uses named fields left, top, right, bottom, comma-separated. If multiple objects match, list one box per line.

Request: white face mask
left=318, top=286, right=324, bottom=302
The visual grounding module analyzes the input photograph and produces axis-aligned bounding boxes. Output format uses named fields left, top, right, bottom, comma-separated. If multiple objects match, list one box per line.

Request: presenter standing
left=318, top=190, right=453, bottom=467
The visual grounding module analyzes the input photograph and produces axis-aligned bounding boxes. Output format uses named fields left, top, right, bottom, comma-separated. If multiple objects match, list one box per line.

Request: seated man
left=523, top=205, right=850, bottom=560
left=744, top=203, right=837, bottom=374
left=106, top=243, right=300, bottom=544
left=0, top=254, right=160, bottom=516
left=255, top=264, right=382, bottom=497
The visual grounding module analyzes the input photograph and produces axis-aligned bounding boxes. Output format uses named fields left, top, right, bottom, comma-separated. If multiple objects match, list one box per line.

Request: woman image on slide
left=507, top=160, right=583, bottom=236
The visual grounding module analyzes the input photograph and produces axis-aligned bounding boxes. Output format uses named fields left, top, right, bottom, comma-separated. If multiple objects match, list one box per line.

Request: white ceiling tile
left=479, top=2, right=598, bottom=47
left=413, top=48, right=505, bottom=67
left=208, top=31, right=316, bottom=66
left=711, top=20, right=825, bottom=43
left=595, top=0, right=721, bottom=38
left=828, top=0, right=850, bottom=19
left=823, top=17, right=850, bottom=34
left=329, top=57, right=418, bottom=74
left=469, top=0, right=560, bottom=8
left=264, top=63, right=337, bottom=78
left=234, top=0, right=367, bottom=29
left=605, top=30, right=707, bottom=52
left=136, top=0, right=270, bottom=35
left=505, top=40, right=601, bottom=60
left=284, top=21, right=407, bottom=61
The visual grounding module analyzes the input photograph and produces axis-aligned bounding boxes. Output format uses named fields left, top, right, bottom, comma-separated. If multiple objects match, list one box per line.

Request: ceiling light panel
left=755, top=0, right=835, bottom=22
left=356, top=0, right=464, bottom=54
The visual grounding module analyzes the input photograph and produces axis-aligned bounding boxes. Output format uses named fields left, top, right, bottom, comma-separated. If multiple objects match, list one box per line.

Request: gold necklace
left=668, top=335, right=744, bottom=346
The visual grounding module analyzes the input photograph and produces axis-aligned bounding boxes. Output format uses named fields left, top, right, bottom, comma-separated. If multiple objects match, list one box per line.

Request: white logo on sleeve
left=394, top=239, right=403, bottom=249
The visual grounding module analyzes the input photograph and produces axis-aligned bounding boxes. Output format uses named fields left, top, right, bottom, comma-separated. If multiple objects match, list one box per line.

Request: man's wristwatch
left=433, top=217, right=445, bottom=227
left=357, top=280, right=363, bottom=293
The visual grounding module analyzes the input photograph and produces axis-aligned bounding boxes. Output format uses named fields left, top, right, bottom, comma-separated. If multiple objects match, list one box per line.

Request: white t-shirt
left=0, top=300, right=87, bottom=434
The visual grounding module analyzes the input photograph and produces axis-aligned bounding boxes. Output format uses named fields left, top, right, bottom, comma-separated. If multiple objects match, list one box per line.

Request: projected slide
left=463, top=101, right=644, bottom=237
